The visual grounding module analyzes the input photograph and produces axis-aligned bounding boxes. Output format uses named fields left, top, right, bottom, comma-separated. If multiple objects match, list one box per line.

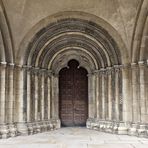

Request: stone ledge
left=86, top=118, right=148, bottom=138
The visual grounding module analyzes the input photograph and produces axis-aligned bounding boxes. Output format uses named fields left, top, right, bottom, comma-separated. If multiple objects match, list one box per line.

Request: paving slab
left=0, top=127, right=148, bottom=148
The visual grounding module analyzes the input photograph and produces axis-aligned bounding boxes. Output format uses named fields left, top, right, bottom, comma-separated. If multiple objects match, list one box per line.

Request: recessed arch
left=16, top=11, right=129, bottom=66
left=25, top=18, right=122, bottom=68
left=50, top=48, right=97, bottom=74
left=13, top=11, right=128, bottom=134
left=34, top=32, right=113, bottom=68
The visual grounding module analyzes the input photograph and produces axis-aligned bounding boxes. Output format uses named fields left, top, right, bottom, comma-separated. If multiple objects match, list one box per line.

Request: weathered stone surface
left=0, top=127, right=148, bottom=148
left=0, top=0, right=148, bottom=141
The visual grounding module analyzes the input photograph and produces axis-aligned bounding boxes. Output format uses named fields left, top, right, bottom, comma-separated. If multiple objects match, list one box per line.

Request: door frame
left=48, top=49, right=99, bottom=125
left=50, top=70, right=97, bottom=121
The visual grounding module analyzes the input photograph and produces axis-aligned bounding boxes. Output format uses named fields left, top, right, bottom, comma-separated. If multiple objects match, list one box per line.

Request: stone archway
left=49, top=48, right=98, bottom=121
left=14, top=12, right=130, bottom=135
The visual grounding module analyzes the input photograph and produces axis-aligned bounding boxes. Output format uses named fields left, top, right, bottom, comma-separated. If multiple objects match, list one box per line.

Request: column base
left=27, top=122, right=34, bottom=135
left=105, top=121, right=114, bottom=133
left=137, top=124, right=147, bottom=138
left=0, top=124, right=9, bottom=139
left=9, top=123, right=17, bottom=137
left=17, top=122, right=28, bottom=136
left=118, top=122, right=129, bottom=135
left=128, top=123, right=138, bottom=136
left=112, top=122, right=119, bottom=134
left=51, top=118, right=61, bottom=129
left=86, top=118, right=148, bottom=138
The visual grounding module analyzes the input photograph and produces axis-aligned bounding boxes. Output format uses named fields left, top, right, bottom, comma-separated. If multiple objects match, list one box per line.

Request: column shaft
left=7, top=64, right=14, bottom=124
left=47, top=76, right=51, bottom=119
left=15, top=66, right=28, bottom=135
left=115, top=68, right=120, bottom=121
left=51, top=75, right=59, bottom=119
left=122, top=66, right=132, bottom=122
left=101, top=70, right=106, bottom=120
left=41, top=72, right=45, bottom=120
left=0, top=63, right=6, bottom=123
left=95, top=73, right=99, bottom=118
left=34, top=71, right=39, bottom=121
left=139, top=62, right=147, bottom=122
left=131, top=64, right=140, bottom=122
left=27, top=68, right=31, bottom=122
left=107, top=69, right=112, bottom=120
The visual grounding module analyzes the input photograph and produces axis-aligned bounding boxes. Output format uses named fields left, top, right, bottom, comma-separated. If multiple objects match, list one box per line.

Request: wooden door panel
left=59, top=60, right=88, bottom=126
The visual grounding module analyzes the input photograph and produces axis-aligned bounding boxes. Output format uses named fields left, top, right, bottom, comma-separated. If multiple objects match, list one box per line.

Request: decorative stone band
left=86, top=118, right=148, bottom=138
left=11, top=60, right=147, bottom=77
left=17, top=65, right=54, bottom=77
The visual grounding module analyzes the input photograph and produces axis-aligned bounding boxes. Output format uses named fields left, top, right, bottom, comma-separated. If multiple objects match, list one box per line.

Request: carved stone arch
left=48, top=46, right=99, bottom=120
left=16, top=11, right=129, bottom=66
left=49, top=48, right=97, bottom=75
left=47, top=47, right=100, bottom=69
left=14, top=11, right=128, bottom=134
left=34, top=33, right=111, bottom=68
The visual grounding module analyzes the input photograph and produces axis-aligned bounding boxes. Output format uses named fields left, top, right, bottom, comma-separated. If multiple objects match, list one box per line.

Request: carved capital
left=47, top=70, right=53, bottom=77
left=99, top=68, right=106, bottom=75
left=93, top=70, right=100, bottom=75
left=106, top=67, right=113, bottom=75
left=131, top=63, right=138, bottom=68
left=22, top=65, right=32, bottom=72
left=0, top=62, right=7, bottom=68
left=87, top=73, right=93, bottom=77
left=120, top=64, right=131, bottom=71
left=138, top=61, right=146, bottom=68
left=114, top=67, right=120, bottom=73
left=31, top=67, right=40, bottom=75
left=15, top=64, right=23, bottom=71
left=39, top=68, right=47, bottom=76
left=8, top=63, right=15, bottom=67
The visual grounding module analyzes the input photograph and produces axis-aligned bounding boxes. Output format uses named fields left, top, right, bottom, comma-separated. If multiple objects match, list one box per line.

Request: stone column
left=94, top=71, right=100, bottom=118
left=0, top=62, right=9, bottom=138
left=51, top=74, right=59, bottom=119
left=40, top=70, right=45, bottom=121
left=131, top=63, right=140, bottom=122
left=88, top=73, right=96, bottom=118
left=15, top=65, right=28, bottom=135
left=34, top=68, right=39, bottom=122
left=25, top=66, right=34, bottom=135
left=26, top=66, right=31, bottom=123
left=139, top=61, right=147, bottom=123
left=107, top=67, right=113, bottom=120
left=7, top=63, right=16, bottom=137
left=47, top=71, right=52, bottom=120
left=114, top=66, right=120, bottom=121
left=121, top=65, right=132, bottom=122
left=100, top=69, right=106, bottom=120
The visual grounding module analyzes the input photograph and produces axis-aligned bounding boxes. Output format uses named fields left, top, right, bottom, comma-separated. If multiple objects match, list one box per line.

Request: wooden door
left=59, top=60, right=88, bottom=126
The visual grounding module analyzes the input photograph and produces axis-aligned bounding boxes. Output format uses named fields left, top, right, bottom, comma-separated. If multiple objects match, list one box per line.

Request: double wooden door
left=59, top=60, right=88, bottom=126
